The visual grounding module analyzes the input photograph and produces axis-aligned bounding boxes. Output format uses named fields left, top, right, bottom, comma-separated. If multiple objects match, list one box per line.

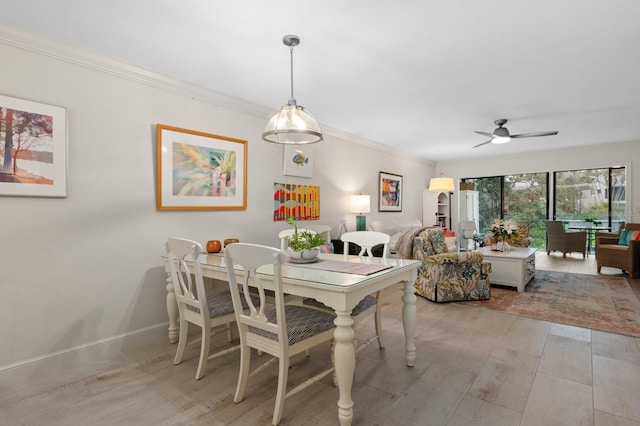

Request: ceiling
left=2, top=0, right=640, bottom=162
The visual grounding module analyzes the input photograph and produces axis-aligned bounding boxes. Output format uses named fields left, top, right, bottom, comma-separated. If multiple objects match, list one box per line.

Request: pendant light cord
left=289, top=44, right=295, bottom=103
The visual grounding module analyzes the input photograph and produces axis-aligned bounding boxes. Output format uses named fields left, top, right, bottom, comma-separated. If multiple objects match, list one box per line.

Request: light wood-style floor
left=2, top=252, right=640, bottom=425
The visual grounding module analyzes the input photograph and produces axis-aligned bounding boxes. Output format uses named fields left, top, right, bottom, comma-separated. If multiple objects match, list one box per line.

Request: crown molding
left=0, top=23, right=271, bottom=119
left=0, top=23, right=432, bottom=165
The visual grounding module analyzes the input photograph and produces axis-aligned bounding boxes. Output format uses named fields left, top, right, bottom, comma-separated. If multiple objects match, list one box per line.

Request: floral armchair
left=413, top=228, right=491, bottom=303
left=483, top=221, right=534, bottom=248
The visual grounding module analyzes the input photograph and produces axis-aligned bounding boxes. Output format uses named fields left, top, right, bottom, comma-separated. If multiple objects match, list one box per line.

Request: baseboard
left=0, top=323, right=170, bottom=386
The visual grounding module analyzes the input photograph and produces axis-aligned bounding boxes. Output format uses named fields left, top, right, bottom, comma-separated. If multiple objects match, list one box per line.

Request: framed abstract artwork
left=156, top=124, right=247, bottom=210
left=273, top=182, right=320, bottom=221
left=379, top=171, right=402, bottom=212
left=282, top=145, right=314, bottom=178
left=0, top=94, right=67, bottom=197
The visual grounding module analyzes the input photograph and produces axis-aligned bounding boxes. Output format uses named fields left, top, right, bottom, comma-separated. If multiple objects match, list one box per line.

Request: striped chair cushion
left=249, top=305, right=336, bottom=345
left=187, top=290, right=254, bottom=319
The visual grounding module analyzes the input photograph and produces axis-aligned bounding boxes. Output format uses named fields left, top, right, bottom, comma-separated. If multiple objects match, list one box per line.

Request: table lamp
left=350, top=194, right=370, bottom=231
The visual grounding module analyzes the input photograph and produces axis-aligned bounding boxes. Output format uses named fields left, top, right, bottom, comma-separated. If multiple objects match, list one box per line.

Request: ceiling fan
left=473, top=119, right=558, bottom=149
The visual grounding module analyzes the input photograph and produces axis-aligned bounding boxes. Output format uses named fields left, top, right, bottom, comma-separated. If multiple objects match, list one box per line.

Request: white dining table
left=162, top=252, right=420, bottom=426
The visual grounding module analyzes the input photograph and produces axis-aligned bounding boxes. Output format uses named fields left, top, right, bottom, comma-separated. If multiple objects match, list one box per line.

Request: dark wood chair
left=596, top=223, right=640, bottom=278
left=544, top=220, right=587, bottom=258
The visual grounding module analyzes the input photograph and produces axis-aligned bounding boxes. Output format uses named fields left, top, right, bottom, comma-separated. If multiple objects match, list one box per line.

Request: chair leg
left=195, top=325, right=210, bottom=380
left=174, top=318, right=189, bottom=365
left=272, top=355, right=290, bottom=425
left=234, top=344, right=251, bottom=403
left=374, top=292, right=385, bottom=349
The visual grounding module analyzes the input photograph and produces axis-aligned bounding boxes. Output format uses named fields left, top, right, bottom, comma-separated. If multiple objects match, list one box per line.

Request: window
left=462, top=166, right=626, bottom=252
left=463, top=174, right=548, bottom=248
left=554, top=167, right=626, bottom=232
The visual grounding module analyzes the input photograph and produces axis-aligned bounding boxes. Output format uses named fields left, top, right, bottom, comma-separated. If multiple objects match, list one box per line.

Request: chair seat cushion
left=599, top=244, right=630, bottom=252
left=188, top=290, right=254, bottom=319
left=250, top=305, right=336, bottom=345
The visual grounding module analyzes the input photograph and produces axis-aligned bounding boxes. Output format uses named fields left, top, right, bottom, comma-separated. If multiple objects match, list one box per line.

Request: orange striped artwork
left=273, top=183, right=320, bottom=221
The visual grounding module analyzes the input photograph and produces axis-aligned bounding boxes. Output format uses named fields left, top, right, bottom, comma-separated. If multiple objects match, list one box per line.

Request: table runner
left=287, top=259, right=392, bottom=275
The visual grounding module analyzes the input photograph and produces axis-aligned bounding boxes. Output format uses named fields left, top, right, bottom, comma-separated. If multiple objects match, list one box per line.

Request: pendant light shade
left=262, top=35, right=322, bottom=145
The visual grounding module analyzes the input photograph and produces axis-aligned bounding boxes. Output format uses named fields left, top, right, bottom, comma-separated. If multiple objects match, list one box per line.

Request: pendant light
left=262, top=34, right=323, bottom=145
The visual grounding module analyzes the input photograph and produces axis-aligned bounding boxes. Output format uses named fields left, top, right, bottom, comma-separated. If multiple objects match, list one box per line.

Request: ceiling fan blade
left=510, top=131, right=559, bottom=138
left=472, top=140, right=493, bottom=149
left=474, top=131, right=494, bottom=137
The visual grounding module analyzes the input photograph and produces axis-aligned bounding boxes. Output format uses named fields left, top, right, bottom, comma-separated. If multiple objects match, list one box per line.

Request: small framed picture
left=379, top=171, right=402, bottom=212
left=283, top=145, right=314, bottom=178
left=156, top=124, right=247, bottom=210
left=0, top=94, right=67, bottom=197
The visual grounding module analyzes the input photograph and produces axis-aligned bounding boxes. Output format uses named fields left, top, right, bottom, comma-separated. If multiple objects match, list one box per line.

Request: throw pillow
left=318, top=243, right=334, bottom=253
left=616, top=229, right=640, bottom=246
left=618, top=229, right=630, bottom=245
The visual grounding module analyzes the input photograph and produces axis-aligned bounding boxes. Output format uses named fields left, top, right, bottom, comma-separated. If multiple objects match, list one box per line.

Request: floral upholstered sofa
left=412, top=228, right=491, bottom=302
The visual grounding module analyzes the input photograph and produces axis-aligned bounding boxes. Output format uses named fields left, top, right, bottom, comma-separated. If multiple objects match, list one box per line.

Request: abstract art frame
left=379, top=171, right=402, bottom=212
left=273, top=182, right=320, bottom=221
left=156, top=124, right=247, bottom=210
left=282, top=145, right=314, bottom=178
left=0, top=94, right=67, bottom=197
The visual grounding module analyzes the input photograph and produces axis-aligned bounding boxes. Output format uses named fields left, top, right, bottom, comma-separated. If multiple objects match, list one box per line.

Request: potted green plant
left=284, top=217, right=326, bottom=262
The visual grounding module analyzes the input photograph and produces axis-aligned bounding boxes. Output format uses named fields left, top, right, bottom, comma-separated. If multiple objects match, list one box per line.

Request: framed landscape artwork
left=0, top=94, right=67, bottom=197
left=379, top=171, right=402, bottom=212
left=156, top=124, right=247, bottom=210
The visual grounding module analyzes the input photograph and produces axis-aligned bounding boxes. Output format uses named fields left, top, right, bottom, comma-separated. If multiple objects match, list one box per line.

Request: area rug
left=461, top=270, right=640, bottom=337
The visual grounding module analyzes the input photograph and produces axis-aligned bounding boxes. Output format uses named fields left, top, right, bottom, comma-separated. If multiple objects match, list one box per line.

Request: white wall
left=0, top=27, right=433, bottom=371
left=435, top=142, right=639, bottom=233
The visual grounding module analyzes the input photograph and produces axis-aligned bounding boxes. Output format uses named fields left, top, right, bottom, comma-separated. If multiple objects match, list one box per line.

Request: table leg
left=333, top=310, right=355, bottom=426
left=166, top=274, right=179, bottom=344
left=401, top=280, right=417, bottom=367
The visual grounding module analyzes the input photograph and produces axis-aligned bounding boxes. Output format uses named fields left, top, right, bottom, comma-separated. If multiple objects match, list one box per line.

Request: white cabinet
left=458, top=190, right=479, bottom=248
left=422, top=190, right=451, bottom=229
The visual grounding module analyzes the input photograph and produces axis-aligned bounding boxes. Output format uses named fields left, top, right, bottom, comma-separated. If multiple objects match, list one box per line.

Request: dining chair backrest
left=278, top=228, right=318, bottom=251
left=341, top=231, right=390, bottom=260
left=225, top=243, right=288, bottom=333
left=166, top=238, right=208, bottom=317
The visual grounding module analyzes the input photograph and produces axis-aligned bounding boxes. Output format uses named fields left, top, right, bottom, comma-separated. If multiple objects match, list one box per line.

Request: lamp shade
left=429, top=173, right=455, bottom=192
left=262, top=102, right=322, bottom=144
left=350, top=194, right=371, bottom=214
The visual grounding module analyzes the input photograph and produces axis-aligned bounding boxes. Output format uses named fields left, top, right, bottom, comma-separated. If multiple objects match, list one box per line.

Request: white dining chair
left=165, top=237, right=243, bottom=380
left=224, top=243, right=336, bottom=426
left=340, top=230, right=390, bottom=260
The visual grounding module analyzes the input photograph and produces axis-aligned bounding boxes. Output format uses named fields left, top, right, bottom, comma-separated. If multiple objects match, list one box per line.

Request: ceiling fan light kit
left=472, top=118, right=558, bottom=149
left=262, top=34, right=323, bottom=145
